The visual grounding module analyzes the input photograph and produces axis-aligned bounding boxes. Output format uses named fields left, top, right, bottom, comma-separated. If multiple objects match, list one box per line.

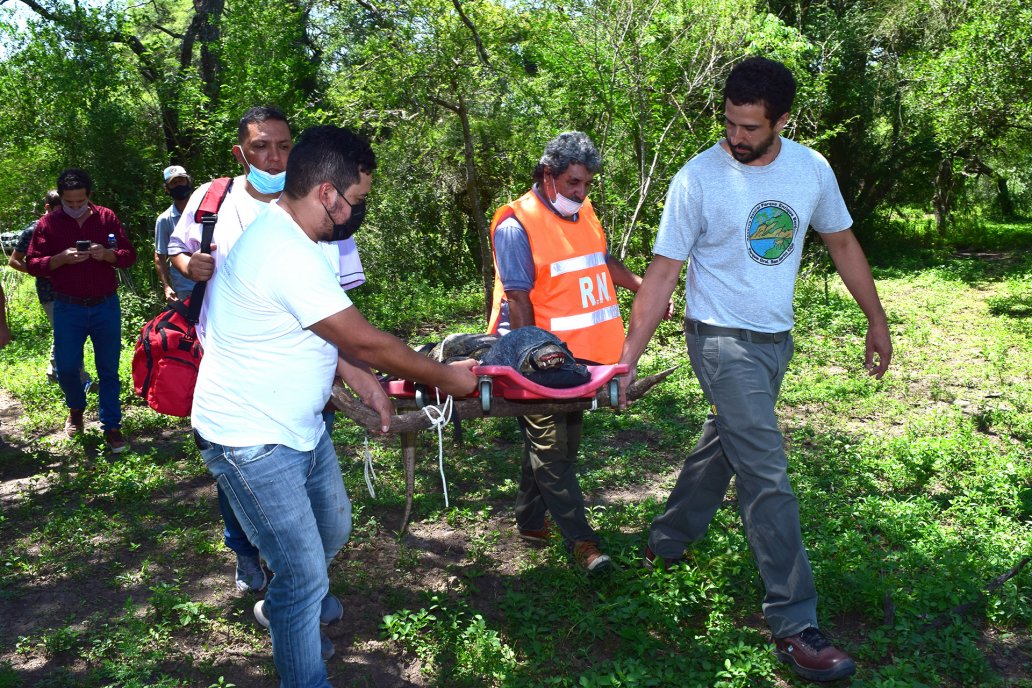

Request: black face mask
left=327, top=185, right=366, bottom=241
left=169, top=184, right=192, bottom=201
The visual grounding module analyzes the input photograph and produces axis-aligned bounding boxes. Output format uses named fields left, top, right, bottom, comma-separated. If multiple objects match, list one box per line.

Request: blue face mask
left=241, top=150, right=285, bottom=195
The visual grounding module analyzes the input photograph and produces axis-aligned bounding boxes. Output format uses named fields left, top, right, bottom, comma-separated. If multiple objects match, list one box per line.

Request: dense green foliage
left=1, top=0, right=1030, bottom=299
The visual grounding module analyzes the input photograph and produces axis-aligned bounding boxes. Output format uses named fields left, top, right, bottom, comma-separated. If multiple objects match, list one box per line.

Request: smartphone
left=76, top=240, right=91, bottom=252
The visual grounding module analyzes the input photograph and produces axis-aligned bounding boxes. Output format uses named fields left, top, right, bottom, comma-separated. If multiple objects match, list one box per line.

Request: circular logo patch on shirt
left=746, top=200, right=799, bottom=266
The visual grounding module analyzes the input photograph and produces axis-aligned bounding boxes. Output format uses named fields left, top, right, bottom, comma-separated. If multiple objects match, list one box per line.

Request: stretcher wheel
left=480, top=379, right=493, bottom=414
left=609, top=379, right=619, bottom=408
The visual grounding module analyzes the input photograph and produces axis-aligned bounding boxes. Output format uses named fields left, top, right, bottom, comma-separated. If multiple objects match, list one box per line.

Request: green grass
left=1, top=219, right=1031, bottom=686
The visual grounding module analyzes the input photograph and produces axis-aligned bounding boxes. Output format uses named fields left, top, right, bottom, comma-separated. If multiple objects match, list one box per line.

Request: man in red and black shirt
left=26, top=168, right=137, bottom=452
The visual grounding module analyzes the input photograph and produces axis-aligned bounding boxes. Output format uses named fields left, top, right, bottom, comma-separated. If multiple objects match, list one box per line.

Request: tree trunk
left=996, top=175, right=1015, bottom=220
left=932, top=157, right=955, bottom=234
left=454, top=95, right=493, bottom=321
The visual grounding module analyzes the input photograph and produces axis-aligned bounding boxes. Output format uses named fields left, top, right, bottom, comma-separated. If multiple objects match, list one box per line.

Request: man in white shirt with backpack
left=168, top=106, right=366, bottom=595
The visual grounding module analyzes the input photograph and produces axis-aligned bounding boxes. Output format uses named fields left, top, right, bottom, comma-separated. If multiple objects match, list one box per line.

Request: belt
left=686, top=319, right=790, bottom=344
left=54, top=292, right=116, bottom=307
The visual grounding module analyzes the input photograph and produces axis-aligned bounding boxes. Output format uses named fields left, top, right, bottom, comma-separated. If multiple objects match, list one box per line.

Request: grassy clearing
left=1, top=225, right=1030, bottom=687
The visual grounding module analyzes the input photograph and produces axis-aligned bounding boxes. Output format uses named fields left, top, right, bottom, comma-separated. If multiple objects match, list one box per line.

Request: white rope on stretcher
left=423, top=390, right=454, bottom=507
left=363, top=433, right=377, bottom=498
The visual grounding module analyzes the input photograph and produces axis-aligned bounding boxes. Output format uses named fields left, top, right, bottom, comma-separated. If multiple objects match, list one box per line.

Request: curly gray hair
left=533, top=131, right=601, bottom=183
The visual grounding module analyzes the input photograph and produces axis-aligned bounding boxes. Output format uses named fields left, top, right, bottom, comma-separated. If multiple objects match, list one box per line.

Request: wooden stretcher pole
left=399, top=431, right=418, bottom=534
left=329, top=366, right=678, bottom=534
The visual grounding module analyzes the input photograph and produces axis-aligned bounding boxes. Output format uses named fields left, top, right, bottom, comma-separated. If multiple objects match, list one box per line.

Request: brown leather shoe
left=103, top=427, right=129, bottom=453
left=65, top=409, right=85, bottom=438
left=774, top=627, right=856, bottom=682
left=518, top=522, right=551, bottom=545
left=104, top=428, right=129, bottom=454
left=573, top=540, right=612, bottom=573
left=644, top=545, right=689, bottom=570
left=644, top=545, right=662, bottom=569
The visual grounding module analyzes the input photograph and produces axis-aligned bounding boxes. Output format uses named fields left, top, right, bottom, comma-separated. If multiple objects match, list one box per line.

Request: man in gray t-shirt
left=619, top=57, right=891, bottom=683
left=154, top=165, right=196, bottom=302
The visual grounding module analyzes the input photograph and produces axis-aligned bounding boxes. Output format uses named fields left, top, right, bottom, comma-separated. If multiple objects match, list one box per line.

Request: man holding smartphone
left=25, top=168, right=137, bottom=452
left=8, top=190, right=93, bottom=386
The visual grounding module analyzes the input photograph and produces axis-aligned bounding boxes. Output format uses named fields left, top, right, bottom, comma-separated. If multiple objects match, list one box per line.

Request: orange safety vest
left=487, top=190, right=625, bottom=364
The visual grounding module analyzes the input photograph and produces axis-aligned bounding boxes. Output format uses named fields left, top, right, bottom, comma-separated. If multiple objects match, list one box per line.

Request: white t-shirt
left=168, top=176, right=366, bottom=341
left=192, top=201, right=354, bottom=451
left=654, top=137, right=852, bottom=332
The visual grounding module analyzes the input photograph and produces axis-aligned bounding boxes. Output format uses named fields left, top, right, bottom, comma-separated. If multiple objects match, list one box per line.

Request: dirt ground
left=2, top=375, right=1029, bottom=687
left=0, top=387, right=685, bottom=687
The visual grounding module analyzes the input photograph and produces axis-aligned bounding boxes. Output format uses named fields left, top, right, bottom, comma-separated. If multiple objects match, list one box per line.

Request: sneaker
left=254, top=598, right=270, bottom=628
left=320, top=593, right=344, bottom=626
left=235, top=553, right=268, bottom=593
left=253, top=601, right=335, bottom=661
left=104, top=428, right=128, bottom=453
left=774, top=627, right=857, bottom=682
left=573, top=540, right=612, bottom=573
left=320, top=630, right=334, bottom=661
left=518, top=520, right=551, bottom=545
left=254, top=594, right=344, bottom=629
left=65, top=409, right=85, bottom=438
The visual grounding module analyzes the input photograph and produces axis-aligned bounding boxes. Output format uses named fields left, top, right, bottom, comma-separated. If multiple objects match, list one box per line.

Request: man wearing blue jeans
left=171, top=106, right=368, bottom=594
left=191, top=125, right=476, bottom=686
left=619, top=58, right=891, bottom=682
left=25, top=169, right=137, bottom=453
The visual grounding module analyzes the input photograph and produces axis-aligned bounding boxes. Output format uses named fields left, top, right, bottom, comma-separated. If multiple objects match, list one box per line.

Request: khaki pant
left=515, top=411, right=598, bottom=544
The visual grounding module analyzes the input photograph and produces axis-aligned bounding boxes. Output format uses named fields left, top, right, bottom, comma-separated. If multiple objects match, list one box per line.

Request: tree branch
left=450, top=0, right=491, bottom=69
left=922, top=557, right=1030, bottom=631
left=153, top=23, right=184, bottom=40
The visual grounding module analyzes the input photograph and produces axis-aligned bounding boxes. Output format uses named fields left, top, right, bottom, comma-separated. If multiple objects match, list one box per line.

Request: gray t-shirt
left=654, top=137, right=852, bottom=332
left=154, top=203, right=197, bottom=295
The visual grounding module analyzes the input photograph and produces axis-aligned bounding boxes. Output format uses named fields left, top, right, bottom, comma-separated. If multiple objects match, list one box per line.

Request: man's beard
left=730, top=131, right=778, bottom=164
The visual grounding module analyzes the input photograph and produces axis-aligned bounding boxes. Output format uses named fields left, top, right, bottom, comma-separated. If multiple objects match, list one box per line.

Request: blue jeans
left=217, top=483, right=260, bottom=557
left=196, top=431, right=351, bottom=688
left=218, top=411, right=337, bottom=559
left=648, top=331, right=818, bottom=638
left=53, top=296, right=121, bottom=430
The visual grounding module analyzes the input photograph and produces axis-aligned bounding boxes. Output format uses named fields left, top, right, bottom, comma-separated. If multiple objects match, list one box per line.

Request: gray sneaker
left=320, top=631, right=334, bottom=661
left=235, top=553, right=267, bottom=593
left=320, top=594, right=344, bottom=626
left=252, top=600, right=335, bottom=661
left=254, top=594, right=343, bottom=628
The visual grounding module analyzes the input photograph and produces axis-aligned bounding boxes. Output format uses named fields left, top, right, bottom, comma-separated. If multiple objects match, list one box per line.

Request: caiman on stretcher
left=331, top=329, right=676, bottom=533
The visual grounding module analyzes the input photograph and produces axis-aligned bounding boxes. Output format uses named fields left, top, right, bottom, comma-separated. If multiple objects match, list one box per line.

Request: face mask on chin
left=62, top=202, right=89, bottom=219
left=169, top=184, right=192, bottom=201
left=241, top=150, right=285, bottom=195
left=549, top=176, right=583, bottom=217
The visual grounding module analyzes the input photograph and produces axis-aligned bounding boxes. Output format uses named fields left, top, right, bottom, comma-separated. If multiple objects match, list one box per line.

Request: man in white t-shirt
left=619, top=57, right=892, bottom=683
left=168, top=107, right=367, bottom=595
left=192, top=125, right=476, bottom=687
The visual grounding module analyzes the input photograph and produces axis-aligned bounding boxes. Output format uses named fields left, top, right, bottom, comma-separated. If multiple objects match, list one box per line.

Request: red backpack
left=132, top=178, right=231, bottom=416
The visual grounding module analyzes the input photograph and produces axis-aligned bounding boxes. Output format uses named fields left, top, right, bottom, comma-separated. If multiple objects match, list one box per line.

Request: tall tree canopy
left=1, top=0, right=1030, bottom=296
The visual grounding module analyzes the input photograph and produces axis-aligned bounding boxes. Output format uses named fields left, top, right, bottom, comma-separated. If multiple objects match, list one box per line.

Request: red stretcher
left=381, top=363, right=630, bottom=413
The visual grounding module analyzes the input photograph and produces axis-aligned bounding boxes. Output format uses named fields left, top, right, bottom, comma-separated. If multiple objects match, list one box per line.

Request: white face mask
left=62, top=202, right=89, bottom=219
left=550, top=176, right=583, bottom=217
